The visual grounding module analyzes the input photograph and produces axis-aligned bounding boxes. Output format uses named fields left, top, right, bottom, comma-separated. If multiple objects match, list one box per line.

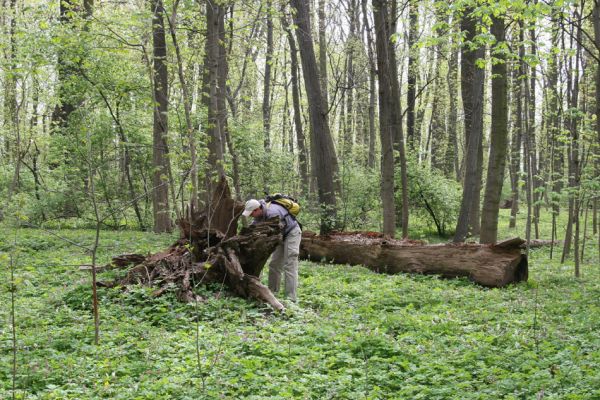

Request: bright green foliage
left=401, top=160, right=462, bottom=237
left=1, top=218, right=599, bottom=399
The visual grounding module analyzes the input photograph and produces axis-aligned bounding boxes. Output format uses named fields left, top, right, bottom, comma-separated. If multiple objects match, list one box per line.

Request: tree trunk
left=480, top=16, right=508, bottom=244
left=373, top=0, right=396, bottom=237
left=4, top=0, right=19, bottom=203
left=282, top=14, right=309, bottom=192
left=429, top=10, right=447, bottom=172
left=454, top=11, right=485, bottom=242
left=217, top=7, right=236, bottom=196
left=406, top=0, right=418, bottom=149
left=509, top=24, right=525, bottom=230
left=460, top=8, right=484, bottom=236
left=561, top=12, right=582, bottom=274
left=300, top=232, right=528, bottom=288
left=361, top=0, right=377, bottom=169
left=151, top=0, right=172, bottom=233
left=318, top=0, right=329, bottom=108
left=342, top=0, right=358, bottom=160
left=167, top=1, right=198, bottom=209
left=291, top=0, right=339, bottom=234
left=262, top=0, right=274, bottom=190
left=593, top=0, right=600, bottom=237
left=389, top=0, right=409, bottom=237
left=528, top=23, right=540, bottom=239
left=445, top=26, right=460, bottom=181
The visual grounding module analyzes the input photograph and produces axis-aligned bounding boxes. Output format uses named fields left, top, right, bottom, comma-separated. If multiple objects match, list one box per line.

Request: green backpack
left=265, top=193, right=301, bottom=217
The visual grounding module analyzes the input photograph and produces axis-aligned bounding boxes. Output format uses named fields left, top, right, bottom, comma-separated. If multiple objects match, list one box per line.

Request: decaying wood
left=103, top=178, right=286, bottom=311
left=521, top=239, right=562, bottom=249
left=299, top=231, right=528, bottom=287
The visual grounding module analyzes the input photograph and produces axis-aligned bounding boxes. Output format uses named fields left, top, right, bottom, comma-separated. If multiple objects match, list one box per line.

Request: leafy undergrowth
left=1, top=226, right=599, bottom=399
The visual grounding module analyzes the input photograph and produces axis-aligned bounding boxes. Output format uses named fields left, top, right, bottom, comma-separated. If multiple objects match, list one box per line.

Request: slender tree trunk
left=528, top=22, right=540, bottom=239
left=373, top=0, right=396, bottom=237
left=167, top=0, right=198, bottom=209
left=361, top=0, right=377, bottom=169
left=372, top=0, right=408, bottom=238
left=4, top=0, right=19, bottom=203
left=291, top=0, right=339, bottom=234
left=509, top=24, right=526, bottom=230
left=561, top=12, right=582, bottom=273
left=151, top=0, right=172, bottom=233
left=445, top=26, right=460, bottom=181
left=217, top=5, right=235, bottom=191
left=593, top=0, right=600, bottom=236
left=282, top=14, right=309, bottom=192
left=388, top=0, right=409, bottom=237
left=262, top=0, right=274, bottom=190
left=406, top=0, right=418, bottom=149
left=480, top=16, right=508, bottom=244
left=546, top=16, right=562, bottom=257
left=318, top=0, right=329, bottom=108
left=429, top=11, right=447, bottom=172
left=343, top=0, right=358, bottom=160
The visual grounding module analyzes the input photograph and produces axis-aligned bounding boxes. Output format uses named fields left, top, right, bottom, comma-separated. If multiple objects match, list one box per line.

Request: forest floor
left=1, top=210, right=599, bottom=399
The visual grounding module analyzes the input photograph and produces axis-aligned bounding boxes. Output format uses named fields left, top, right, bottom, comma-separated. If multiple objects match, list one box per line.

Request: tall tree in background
left=454, top=8, right=485, bottom=242
left=373, top=0, right=408, bottom=238
left=509, top=22, right=525, bottom=230
left=561, top=9, right=583, bottom=269
left=406, top=0, right=418, bottom=149
left=4, top=0, right=19, bottom=202
left=593, top=0, right=599, bottom=236
left=480, top=15, right=508, bottom=244
left=429, top=7, right=448, bottom=171
left=387, top=0, right=408, bottom=237
left=290, top=0, right=339, bottom=234
left=444, top=23, right=460, bottom=181
left=546, top=14, right=563, bottom=252
left=527, top=19, right=540, bottom=239
left=281, top=11, right=309, bottom=192
left=459, top=6, right=484, bottom=236
left=151, top=0, right=172, bottom=233
left=318, top=0, right=330, bottom=108
left=202, top=0, right=226, bottom=201
left=262, top=0, right=274, bottom=190
left=361, top=0, right=377, bottom=169
left=342, top=0, right=358, bottom=159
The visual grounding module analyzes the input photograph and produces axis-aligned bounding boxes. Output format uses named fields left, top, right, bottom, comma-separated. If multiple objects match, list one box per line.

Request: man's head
left=242, top=199, right=262, bottom=217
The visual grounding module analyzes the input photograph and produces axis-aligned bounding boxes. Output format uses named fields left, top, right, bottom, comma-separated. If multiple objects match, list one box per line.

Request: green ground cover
left=1, top=211, right=599, bottom=399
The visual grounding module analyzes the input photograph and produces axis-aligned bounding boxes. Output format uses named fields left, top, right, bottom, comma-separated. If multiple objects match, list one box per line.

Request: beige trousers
left=268, top=226, right=302, bottom=302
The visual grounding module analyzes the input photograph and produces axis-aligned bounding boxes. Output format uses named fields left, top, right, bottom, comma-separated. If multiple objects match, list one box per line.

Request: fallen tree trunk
left=102, top=178, right=286, bottom=311
left=299, top=232, right=528, bottom=287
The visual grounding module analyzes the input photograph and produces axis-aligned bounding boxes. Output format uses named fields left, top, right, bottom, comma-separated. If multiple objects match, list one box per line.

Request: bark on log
left=299, top=232, right=528, bottom=287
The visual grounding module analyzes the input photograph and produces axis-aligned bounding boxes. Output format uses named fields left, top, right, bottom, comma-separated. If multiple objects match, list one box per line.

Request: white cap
left=242, top=199, right=260, bottom=217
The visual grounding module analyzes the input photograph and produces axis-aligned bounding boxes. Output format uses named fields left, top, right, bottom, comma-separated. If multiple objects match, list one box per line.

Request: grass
left=1, top=209, right=599, bottom=399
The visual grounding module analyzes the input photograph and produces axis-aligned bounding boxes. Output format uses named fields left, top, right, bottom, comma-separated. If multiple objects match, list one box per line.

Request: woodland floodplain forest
left=1, top=0, right=599, bottom=399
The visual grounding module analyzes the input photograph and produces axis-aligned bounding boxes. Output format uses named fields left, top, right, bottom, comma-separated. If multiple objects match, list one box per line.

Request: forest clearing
left=1, top=0, right=600, bottom=398
left=1, top=210, right=599, bottom=399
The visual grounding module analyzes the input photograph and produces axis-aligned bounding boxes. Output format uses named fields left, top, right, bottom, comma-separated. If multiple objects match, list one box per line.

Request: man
left=242, top=198, right=302, bottom=302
